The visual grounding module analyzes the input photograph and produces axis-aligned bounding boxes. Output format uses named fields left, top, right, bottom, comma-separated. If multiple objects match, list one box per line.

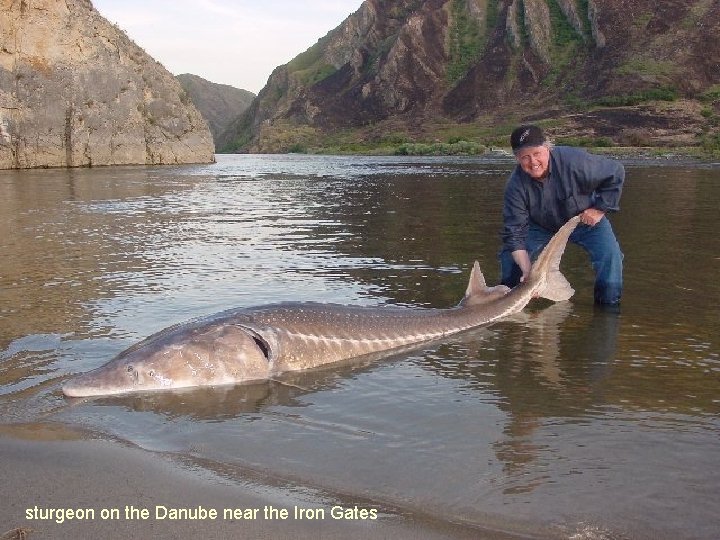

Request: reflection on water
left=1, top=155, right=719, bottom=539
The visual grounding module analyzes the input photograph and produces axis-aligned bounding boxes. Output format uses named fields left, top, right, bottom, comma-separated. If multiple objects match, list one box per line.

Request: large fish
left=62, top=216, right=581, bottom=397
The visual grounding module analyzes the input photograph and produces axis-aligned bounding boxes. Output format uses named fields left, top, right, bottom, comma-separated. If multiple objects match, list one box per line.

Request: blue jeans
left=499, top=218, right=623, bottom=305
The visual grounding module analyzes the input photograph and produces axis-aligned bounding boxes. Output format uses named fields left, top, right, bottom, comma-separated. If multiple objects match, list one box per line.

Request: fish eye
left=148, top=370, right=155, bottom=377
left=127, top=365, right=134, bottom=373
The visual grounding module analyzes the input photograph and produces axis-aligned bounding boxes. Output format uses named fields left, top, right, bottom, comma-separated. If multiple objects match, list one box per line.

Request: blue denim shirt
left=501, top=146, right=625, bottom=252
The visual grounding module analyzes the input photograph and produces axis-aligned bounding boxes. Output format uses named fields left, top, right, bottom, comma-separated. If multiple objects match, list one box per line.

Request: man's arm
left=583, top=154, right=625, bottom=213
left=501, top=174, right=530, bottom=253
left=511, top=249, right=532, bottom=280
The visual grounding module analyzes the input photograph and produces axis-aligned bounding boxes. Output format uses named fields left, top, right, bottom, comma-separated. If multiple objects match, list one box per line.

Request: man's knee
left=594, top=240, right=623, bottom=275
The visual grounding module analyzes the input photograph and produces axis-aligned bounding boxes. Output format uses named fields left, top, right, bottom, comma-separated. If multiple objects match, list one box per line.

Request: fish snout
left=62, top=359, right=153, bottom=397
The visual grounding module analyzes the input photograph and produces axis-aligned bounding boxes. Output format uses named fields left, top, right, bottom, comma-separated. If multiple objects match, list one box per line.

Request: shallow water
left=1, top=154, right=719, bottom=538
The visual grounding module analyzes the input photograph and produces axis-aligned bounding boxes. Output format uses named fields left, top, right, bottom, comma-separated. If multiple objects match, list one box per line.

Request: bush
left=381, top=133, right=410, bottom=144
left=701, top=132, right=720, bottom=156
left=287, top=143, right=307, bottom=154
left=395, top=140, right=487, bottom=155
left=700, top=85, right=720, bottom=102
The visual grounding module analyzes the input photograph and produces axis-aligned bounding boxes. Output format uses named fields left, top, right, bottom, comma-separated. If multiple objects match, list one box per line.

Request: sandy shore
left=0, top=427, right=541, bottom=540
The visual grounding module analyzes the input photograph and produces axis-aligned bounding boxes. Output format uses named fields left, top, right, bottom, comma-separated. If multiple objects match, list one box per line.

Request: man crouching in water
left=499, top=125, right=625, bottom=305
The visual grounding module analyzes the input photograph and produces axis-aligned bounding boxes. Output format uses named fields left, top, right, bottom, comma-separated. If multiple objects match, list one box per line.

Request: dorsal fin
left=465, top=260, right=488, bottom=294
left=461, top=261, right=511, bottom=306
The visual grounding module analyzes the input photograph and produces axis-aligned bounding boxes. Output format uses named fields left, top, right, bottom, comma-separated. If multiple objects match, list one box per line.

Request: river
left=1, top=154, right=718, bottom=539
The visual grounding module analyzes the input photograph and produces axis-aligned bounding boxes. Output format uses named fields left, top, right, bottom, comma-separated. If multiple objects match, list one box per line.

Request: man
left=499, top=125, right=624, bottom=305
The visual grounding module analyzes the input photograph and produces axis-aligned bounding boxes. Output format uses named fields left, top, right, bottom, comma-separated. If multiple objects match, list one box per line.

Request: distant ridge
left=176, top=74, right=255, bottom=147
left=219, top=0, right=720, bottom=154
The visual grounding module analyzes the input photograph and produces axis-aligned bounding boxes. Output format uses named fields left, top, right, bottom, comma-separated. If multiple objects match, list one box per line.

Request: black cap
left=510, top=125, right=546, bottom=152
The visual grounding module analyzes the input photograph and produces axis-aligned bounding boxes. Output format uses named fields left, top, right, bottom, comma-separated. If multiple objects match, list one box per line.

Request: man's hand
left=580, top=208, right=605, bottom=227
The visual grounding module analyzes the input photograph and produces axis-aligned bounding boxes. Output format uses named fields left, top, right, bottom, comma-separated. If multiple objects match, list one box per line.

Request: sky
left=92, top=0, right=365, bottom=94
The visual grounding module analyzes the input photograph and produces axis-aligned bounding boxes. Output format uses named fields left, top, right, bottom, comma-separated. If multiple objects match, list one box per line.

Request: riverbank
left=0, top=426, right=544, bottom=540
left=216, top=145, right=719, bottom=162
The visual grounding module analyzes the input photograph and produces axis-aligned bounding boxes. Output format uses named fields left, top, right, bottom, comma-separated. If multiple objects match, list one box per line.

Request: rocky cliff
left=0, top=0, right=214, bottom=169
left=220, top=0, right=720, bottom=153
left=176, top=74, right=255, bottom=146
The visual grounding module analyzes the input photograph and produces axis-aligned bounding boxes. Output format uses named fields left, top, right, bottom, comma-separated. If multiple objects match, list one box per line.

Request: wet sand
left=0, top=430, right=544, bottom=540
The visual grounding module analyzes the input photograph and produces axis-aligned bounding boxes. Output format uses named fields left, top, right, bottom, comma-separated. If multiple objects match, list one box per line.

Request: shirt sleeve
left=501, top=172, right=530, bottom=252
left=580, top=153, right=625, bottom=213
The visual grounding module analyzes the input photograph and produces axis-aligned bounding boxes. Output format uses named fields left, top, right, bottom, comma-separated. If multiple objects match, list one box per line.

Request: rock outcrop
left=221, top=0, right=720, bottom=153
left=176, top=74, right=255, bottom=147
left=0, top=0, right=214, bottom=169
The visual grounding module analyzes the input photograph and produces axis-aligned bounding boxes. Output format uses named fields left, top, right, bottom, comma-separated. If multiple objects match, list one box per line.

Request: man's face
left=515, top=145, right=550, bottom=179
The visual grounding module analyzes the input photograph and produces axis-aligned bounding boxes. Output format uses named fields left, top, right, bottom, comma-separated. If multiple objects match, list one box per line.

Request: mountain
left=176, top=74, right=255, bottom=146
left=0, top=0, right=214, bottom=169
left=219, top=0, right=720, bottom=154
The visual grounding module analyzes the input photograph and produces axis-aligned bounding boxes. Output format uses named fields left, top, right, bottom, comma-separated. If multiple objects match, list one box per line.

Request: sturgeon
left=62, top=216, right=581, bottom=398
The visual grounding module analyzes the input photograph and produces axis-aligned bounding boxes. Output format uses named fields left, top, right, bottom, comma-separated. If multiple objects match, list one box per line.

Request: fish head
left=62, top=324, right=272, bottom=397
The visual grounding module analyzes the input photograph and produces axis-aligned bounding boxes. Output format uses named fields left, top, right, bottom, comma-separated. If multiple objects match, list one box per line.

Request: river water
left=1, top=154, right=719, bottom=539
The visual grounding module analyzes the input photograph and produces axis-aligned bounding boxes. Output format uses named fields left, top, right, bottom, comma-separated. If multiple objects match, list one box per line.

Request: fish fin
left=461, top=261, right=511, bottom=306
left=537, top=270, right=575, bottom=302
left=530, top=216, right=581, bottom=302
left=466, top=261, right=488, bottom=291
